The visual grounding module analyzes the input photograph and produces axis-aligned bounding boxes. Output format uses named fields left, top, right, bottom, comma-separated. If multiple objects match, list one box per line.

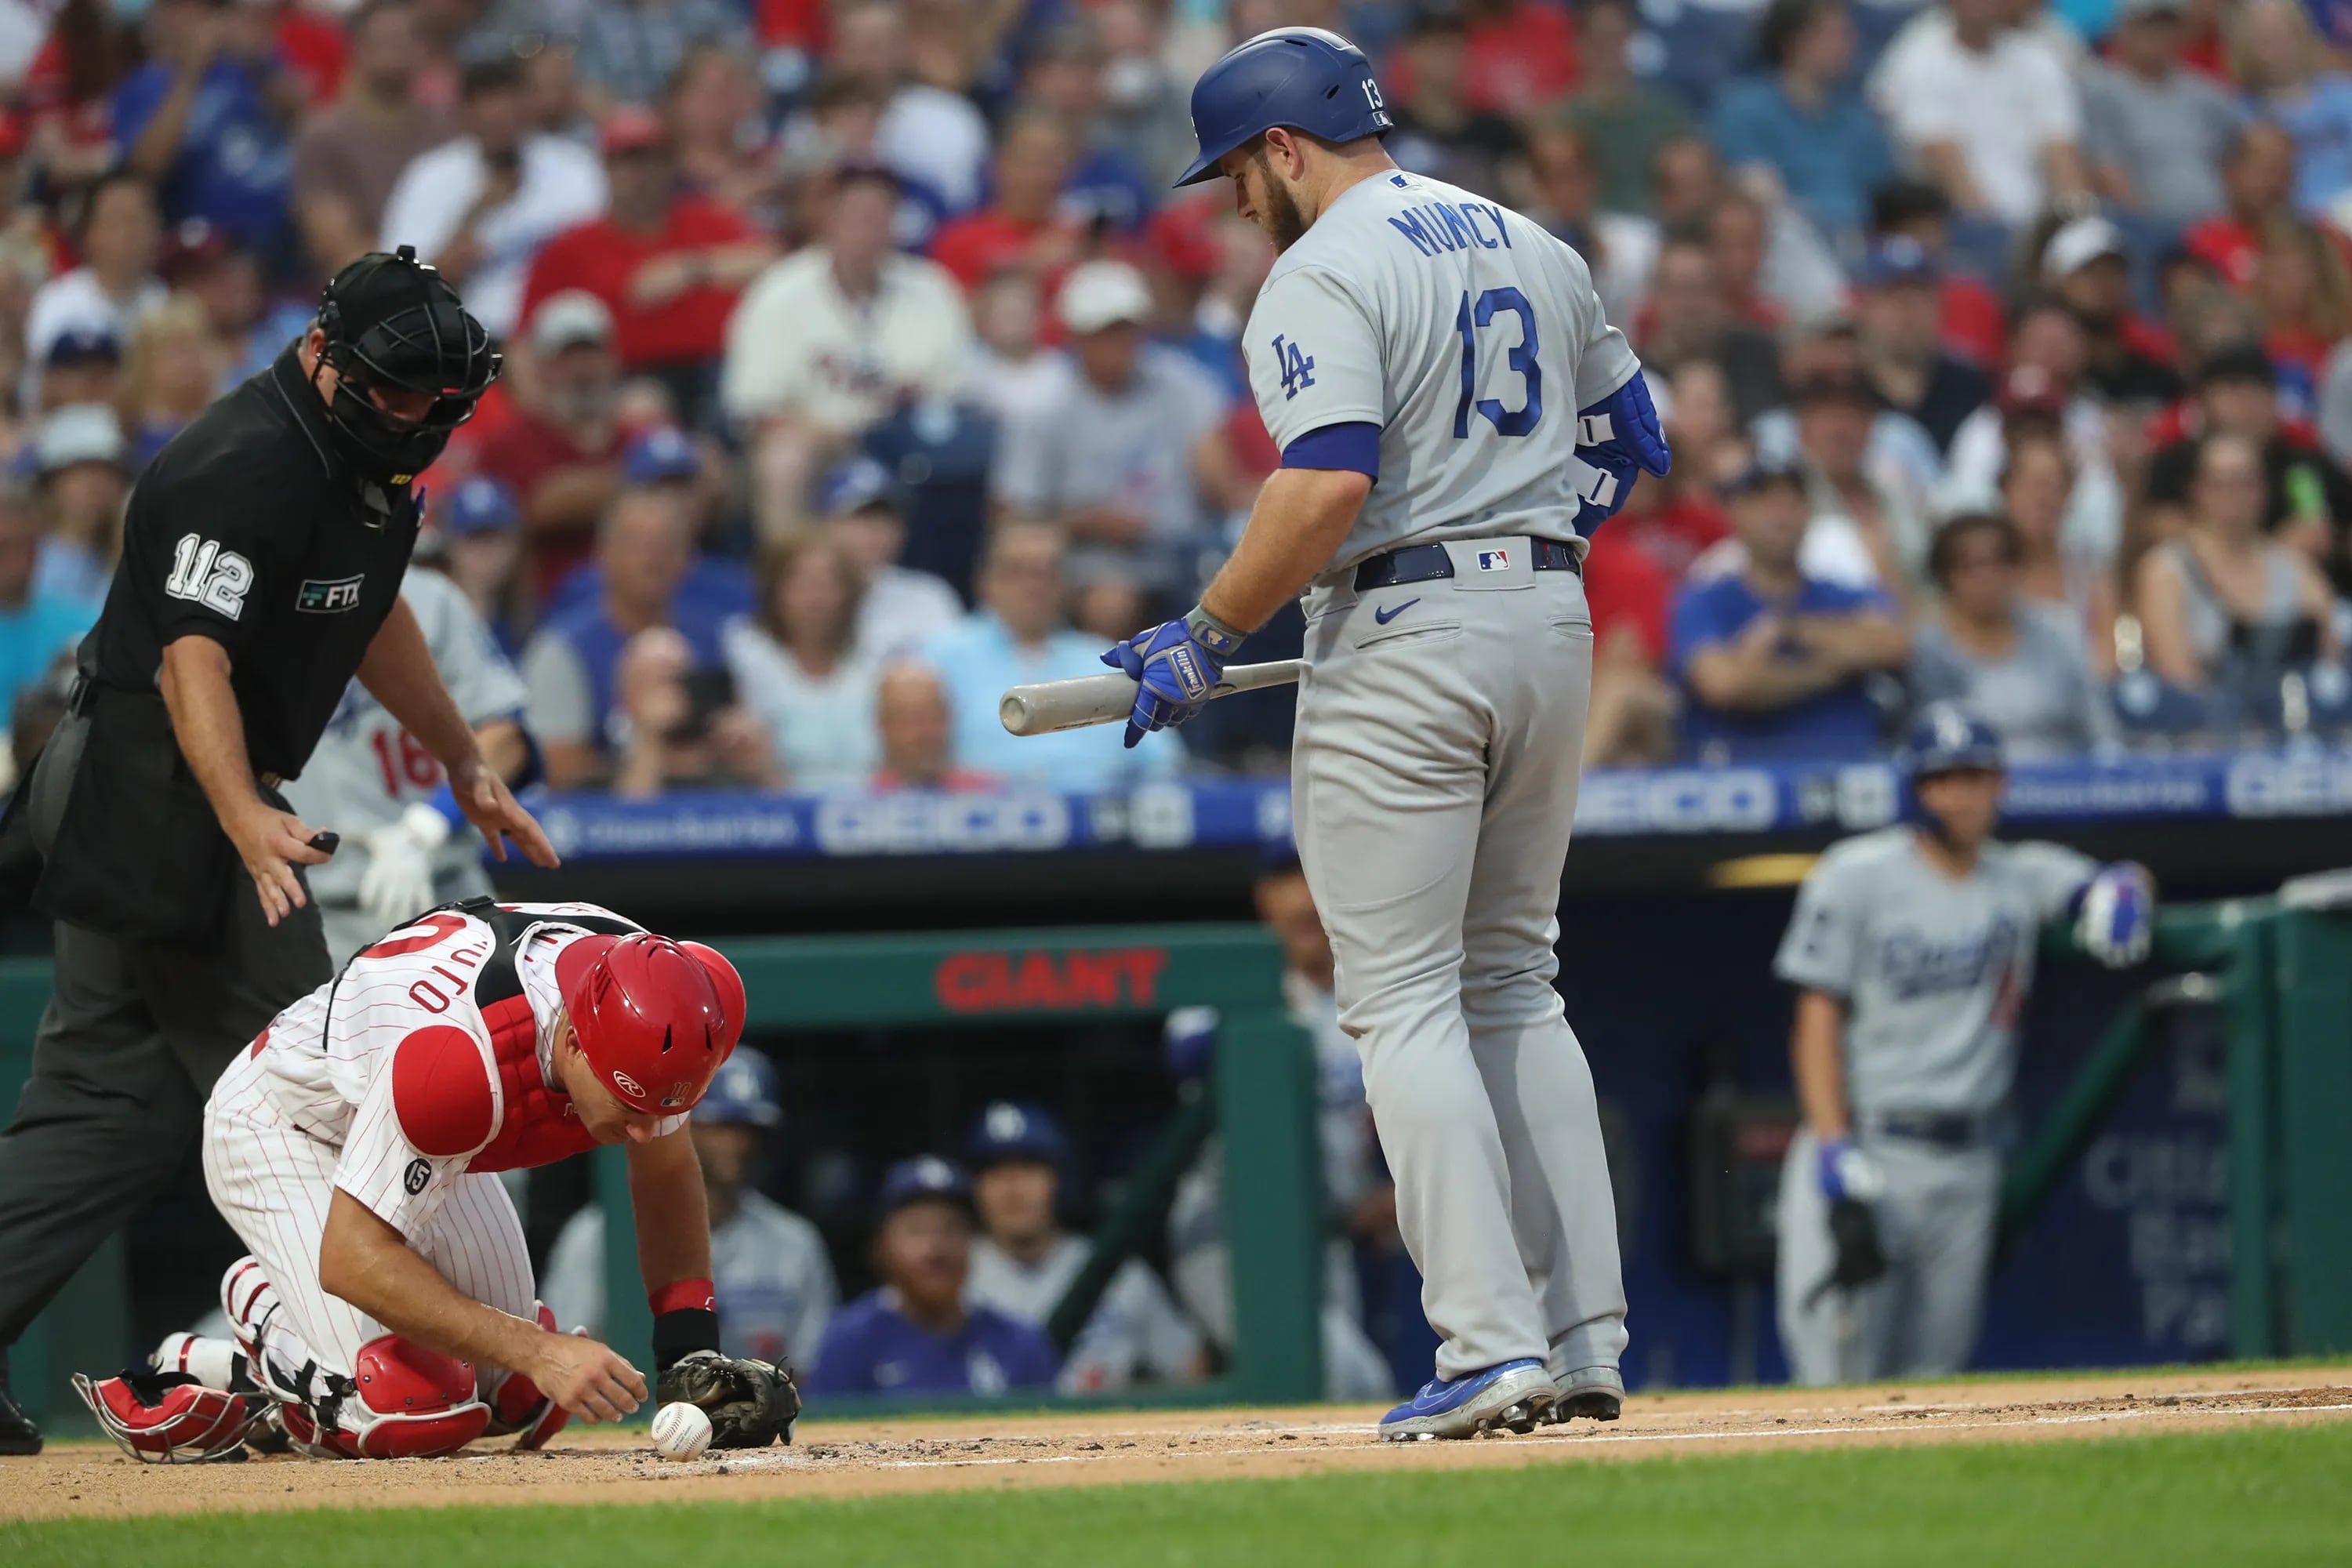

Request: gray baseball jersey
left=964, top=1236, right=1200, bottom=1393
left=285, top=568, right=526, bottom=906
left=1775, top=827, right=2097, bottom=1115
left=1269, top=162, right=1639, bottom=1391
left=541, top=1191, right=838, bottom=1367
left=1243, top=168, right=1639, bottom=573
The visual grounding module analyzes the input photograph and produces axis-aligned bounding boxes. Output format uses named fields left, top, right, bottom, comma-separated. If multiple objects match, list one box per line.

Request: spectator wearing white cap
left=818, top=458, right=964, bottom=664
left=377, top=55, right=608, bottom=339
left=2078, top=0, right=2246, bottom=228
left=474, top=289, right=628, bottom=605
left=28, top=405, right=129, bottom=608
left=992, top=259, right=1226, bottom=594
left=2043, top=215, right=2186, bottom=405
left=720, top=164, right=972, bottom=539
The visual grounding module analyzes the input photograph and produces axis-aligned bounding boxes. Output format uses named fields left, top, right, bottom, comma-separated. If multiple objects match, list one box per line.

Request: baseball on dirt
left=651, top=1402, right=712, bottom=1461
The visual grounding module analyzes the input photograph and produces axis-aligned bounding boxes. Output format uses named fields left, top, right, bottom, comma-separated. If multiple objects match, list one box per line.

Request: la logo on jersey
left=1477, top=549, right=1512, bottom=572
left=1272, top=335, right=1316, bottom=400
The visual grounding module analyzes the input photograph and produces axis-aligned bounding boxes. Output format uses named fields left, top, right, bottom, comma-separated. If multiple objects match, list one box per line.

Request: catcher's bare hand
left=655, top=1350, right=800, bottom=1448
left=529, top=1333, right=645, bottom=1424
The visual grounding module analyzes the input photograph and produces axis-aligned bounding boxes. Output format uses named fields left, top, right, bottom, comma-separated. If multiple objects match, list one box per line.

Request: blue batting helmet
left=1900, top=702, right=2005, bottom=780
left=1173, top=27, right=1392, bottom=187
left=965, top=1101, right=1072, bottom=1170
left=693, top=1047, right=781, bottom=1128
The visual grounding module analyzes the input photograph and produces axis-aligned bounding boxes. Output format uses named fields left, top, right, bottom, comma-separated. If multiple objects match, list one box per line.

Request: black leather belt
left=1353, top=538, right=1582, bottom=593
left=1870, top=1111, right=1990, bottom=1150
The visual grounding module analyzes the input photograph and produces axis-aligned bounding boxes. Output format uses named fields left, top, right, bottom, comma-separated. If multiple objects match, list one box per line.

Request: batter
left=1102, top=27, right=1669, bottom=1440
left=1774, top=704, right=2154, bottom=1383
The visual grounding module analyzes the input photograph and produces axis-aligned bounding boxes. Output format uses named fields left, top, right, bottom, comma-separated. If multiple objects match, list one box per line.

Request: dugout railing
left=7, top=897, right=2352, bottom=1431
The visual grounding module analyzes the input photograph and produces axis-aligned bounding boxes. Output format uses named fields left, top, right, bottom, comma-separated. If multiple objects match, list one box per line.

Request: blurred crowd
left=6, top=0, right=2352, bottom=788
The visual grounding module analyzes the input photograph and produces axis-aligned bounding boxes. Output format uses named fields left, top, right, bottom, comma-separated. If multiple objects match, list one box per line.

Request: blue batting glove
left=1100, top=611, right=1239, bottom=750
left=2074, top=863, right=2154, bottom=968
left=1816, top=1137, right=1885, bottom=1203
left=1573, top=373, right=1671, bottom=528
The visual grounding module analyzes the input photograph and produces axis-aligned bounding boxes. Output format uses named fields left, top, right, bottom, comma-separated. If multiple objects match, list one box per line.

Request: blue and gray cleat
left=1536, top=1363, right=1624, bottom=1425
left=1377, top=1359, right=1556, bottom=1441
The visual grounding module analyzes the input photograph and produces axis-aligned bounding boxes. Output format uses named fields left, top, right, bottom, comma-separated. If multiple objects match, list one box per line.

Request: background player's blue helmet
left=964, top=1100, right=1071, bottom=1170
left=1900, top=702, right=2005, bottom=781
left=693, top=1047, right=782, bottom=1128
left=1174, top=27, right=1392, bottom=187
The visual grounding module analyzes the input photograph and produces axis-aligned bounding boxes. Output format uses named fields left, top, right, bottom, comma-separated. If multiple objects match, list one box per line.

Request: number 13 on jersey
left=1453, top=287, right=1541, bottom=439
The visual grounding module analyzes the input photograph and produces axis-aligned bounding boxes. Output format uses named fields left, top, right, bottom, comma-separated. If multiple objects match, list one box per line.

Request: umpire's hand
left=449, top=754, right=560, bottom=869
left=225, top=799, right=336, bottom=927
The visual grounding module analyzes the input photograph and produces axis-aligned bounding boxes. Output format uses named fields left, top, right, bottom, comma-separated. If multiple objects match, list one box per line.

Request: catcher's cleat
left=73, top=1370, right=256, bottom=1463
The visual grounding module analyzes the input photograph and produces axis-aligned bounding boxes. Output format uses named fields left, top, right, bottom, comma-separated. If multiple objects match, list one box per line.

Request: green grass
left=9, top=1422, right=2348, bottom=1567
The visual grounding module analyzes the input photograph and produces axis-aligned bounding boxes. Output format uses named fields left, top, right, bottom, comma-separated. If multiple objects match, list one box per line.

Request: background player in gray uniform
left=1773, top=704, right=2154, bottom=1385
left=960, top=1102, right=1207, bottom=1394
left=543, top=1050, right=837, bottom=1369
left=285, top=564, right=532, bottom=964
left=1098, top=28, right=1671, bottom=1440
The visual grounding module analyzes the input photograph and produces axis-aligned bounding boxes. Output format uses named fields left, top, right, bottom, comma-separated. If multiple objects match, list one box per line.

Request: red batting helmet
left=555, top=933, right=736, bottom=1112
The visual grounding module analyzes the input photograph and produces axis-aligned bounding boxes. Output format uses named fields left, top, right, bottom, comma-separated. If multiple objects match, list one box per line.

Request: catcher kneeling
left=77, top=898, right=798, bottom=1461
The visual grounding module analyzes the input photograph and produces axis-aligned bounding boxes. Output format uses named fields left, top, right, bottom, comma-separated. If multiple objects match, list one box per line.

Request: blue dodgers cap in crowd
left=445, top=475, right=519, bottom=536
left=877, top=1155, right=974, bottom=1216
left=818, top=455, right=905, bottom=517
left=1723, top=454, right=1809, bottom=497
left=965, top=1101, right=1072, bottom=1168
left=1859, top=236, right=1940, bottom=289
left=694, top=1047, right=782, bottom=1128
left=42, top=325, right=122, bottom=368
left=622, top=426, right=700, bottom=485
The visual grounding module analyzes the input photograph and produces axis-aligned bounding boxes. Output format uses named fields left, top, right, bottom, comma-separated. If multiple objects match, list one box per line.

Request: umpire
left=0, top=247, right=556, bottom=1452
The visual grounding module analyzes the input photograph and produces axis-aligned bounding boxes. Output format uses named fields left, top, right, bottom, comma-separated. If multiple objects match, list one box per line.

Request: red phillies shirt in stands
left=1940, top=275, right=2009, bottom=368
left=472, top=409, right=626, bottom=598
left=930, top=211, right=1066, bottom=291
left=521, top=198, right=760, bottom=370
left=1580, top=524, right=1670, bottom=664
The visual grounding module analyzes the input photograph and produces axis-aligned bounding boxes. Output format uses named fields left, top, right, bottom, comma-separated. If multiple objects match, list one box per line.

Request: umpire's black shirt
left=86, top=343, right=421, bottom=781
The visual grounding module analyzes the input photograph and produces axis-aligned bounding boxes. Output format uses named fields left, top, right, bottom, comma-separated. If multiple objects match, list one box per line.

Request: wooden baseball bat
left=1000, top=659, right=1306, bottom=737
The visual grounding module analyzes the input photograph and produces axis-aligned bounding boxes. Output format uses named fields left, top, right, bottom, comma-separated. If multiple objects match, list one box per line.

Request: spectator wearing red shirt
left=2183, top=123, right=2299, bottom=290
left=1579, top=522, right=1676, bottom=765
left=928, top=111, right=1083, bottom=293
left=21, top=0, right=138, bottom=193
left=1386, top=0, right=1578, bottom=116
left=476, top=290, right=631, bottom=603
left=522, top=107, right=779, bottom=429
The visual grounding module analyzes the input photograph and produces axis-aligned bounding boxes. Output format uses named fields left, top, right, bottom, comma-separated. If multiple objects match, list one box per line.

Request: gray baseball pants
left=1776, top=1126, right=2000, bottom=1385
left=1292, top=536, right=1628, bottom=1385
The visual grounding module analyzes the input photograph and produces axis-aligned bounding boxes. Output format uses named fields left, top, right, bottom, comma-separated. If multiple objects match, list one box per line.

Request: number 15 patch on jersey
left=1272, top=334, right=1316, bottom=399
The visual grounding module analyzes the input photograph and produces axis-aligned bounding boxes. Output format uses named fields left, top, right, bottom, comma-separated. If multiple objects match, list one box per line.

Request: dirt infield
left=8, top=1364, right=2349, bottom=1522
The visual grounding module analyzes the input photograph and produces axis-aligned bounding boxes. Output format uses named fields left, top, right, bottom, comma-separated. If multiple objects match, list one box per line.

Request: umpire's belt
left=1867, top=1111, right=1994, bottom=1150
left=1353, top=537, right=1582, bottom=592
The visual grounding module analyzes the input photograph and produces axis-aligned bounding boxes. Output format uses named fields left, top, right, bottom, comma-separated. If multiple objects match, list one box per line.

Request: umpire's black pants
left=0, top=710, right=329, bottom=1351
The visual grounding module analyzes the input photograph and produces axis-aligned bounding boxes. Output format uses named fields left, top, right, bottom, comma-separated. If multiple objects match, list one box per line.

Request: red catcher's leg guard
left=485, top=1303, right=570, bottom=1450
left=343, top=1335, right=491, bottom=1458
left=72, top=1371, right=253, bottom=1463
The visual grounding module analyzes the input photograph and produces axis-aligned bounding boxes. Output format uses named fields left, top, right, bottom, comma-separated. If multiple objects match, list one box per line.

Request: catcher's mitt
left=655, top=1351, right=800, bottom=1448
